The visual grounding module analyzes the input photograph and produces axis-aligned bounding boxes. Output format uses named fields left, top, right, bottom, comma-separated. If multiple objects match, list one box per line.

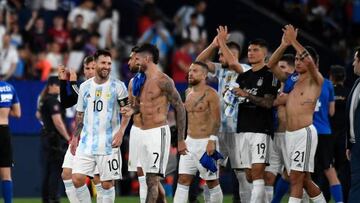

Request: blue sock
left=330, top=184, right=343, bottom=203
left=271, top=177, right=289, bottom=203
left=2, top=180, right=13, bottom=203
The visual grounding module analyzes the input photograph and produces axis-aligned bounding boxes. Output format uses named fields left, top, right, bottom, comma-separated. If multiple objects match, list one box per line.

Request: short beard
left=189, top=79, right=200, bottom=86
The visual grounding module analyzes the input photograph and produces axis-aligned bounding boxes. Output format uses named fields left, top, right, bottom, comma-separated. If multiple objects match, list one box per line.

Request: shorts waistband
left=286, top=124, right=315, bottom=135
left=141, top=125, right=169, bottom=133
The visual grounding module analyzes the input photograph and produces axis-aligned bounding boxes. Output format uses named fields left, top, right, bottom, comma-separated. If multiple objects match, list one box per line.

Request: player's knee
left=264, top=171, right=276, bottom=185
left=101, top=181, right=113, bottom=190
left=72, top=174, right=86, bottom=188
left=177, top=174, right=192, bottom=186
left=289, top=171, right=305, bottom=186
left=206, top=179, right=219, bottom=189
left=93, top=174, right=101, bottom=185
left=61, top=168, right=72, bottom=180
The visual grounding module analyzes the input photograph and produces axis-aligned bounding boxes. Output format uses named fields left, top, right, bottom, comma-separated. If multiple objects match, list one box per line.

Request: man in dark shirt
left=233, top=39, right=280, bottom=202
left=38, top=76, right=70, bottom=203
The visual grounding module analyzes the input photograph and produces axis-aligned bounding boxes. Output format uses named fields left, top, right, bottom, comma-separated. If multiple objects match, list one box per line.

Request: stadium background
left=0, top=0, right=357, bottom=201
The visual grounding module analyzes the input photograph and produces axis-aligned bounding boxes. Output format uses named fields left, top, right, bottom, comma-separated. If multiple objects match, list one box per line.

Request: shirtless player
left=173, top=61, right=223, bottom=203
left=122, top=43, right=187, bottom=203
left=282, top=25, right=326, bottom=203
left=127, top=47, right=166, bottom=203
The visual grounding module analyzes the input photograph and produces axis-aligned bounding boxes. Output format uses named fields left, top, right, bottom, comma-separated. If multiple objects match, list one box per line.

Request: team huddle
left=59, top=24, right=335, bottom=203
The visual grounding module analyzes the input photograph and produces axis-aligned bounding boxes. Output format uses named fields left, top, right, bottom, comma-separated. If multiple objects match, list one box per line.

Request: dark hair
left=190, top=12, right=198, bottom=19
left=83, top=55, right=95, bottom=65
left=94, top=49, right=112, bottom=60
left=131, top=46, right=139, bottom=53
left=181, top=38, right=193, bottom=45
left=304, top=46, right=319, bottom=65
left=355, top=47, right=360, bottom=60
left=135, top=43, right=160, bottom=64
left=192, top=61, right=209, bottom=71
left=249, top=38, right=268, bottom=49
left=329, top=65, right=345, bottom=82
left=280, top=54, right=295, bottom=67
left=226, top=41, right=242, bottom=58
left=47, top=76, right=59, bottom=86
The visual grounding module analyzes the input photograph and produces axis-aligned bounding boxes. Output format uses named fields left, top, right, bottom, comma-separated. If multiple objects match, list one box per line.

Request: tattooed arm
left=234, top=87, right=275, bottom=109
left=159, top=76, right=187, bottom=154
left=70, top=111, right=84, bottom=155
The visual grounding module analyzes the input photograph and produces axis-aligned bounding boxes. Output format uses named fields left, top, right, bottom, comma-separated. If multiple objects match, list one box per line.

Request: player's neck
left=251, top=62, right=265, bottom=71
left=94, top=76, right=109, bottom=84
left=192, top=81, right=206, bottom=91
left=144, top=64, right=159, bottom=78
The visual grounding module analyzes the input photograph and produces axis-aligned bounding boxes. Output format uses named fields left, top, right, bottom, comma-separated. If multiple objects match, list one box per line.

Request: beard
left=129, top=67, right=139, bottom=73
left=98, top=68, right=110, bottom=79
left=189, top=78, right=200, bottom=86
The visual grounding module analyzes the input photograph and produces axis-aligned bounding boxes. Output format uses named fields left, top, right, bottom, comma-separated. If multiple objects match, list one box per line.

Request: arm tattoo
left=74, top=112, right=84, bottom=138
left=159, top=78, right=186, bottom=141
left=247, top=94, right=275, bottom=109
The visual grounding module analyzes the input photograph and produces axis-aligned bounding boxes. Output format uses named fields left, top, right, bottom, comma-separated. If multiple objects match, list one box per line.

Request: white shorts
left=62, top=146, right=100, bottom=175
left=285, top=125, right=318, bottom=174
left=265, top=133, right=289, bottom=175
left=128, top=126, right=143, bottom=172
left=72, top=148, right=122, bottom=181
left=178, top=136, right=219, bottom=180
left=139, top=125, right=171, bottom=176
left=236, top=132, right=270, bottom=169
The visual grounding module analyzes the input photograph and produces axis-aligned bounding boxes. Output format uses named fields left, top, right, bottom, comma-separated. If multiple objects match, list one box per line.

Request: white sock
left=310, top=193, right=326, bottom=203
left=63, top=179, right=80, bottom=203
left=95, top=183, right=103, bottom=203
left=209, top=185, right=223, bottom=203
left=288, top=197, right=302, bottom=203
left=173, top=183, right=189, bottom=203
left=75, top=184, right=91, bottom=203
left=138, top=176, right=147, bottom=203
left=203, top=184, right=211, bottom=203
left=235, top=170, right=252, bottom=203
left=250, top=179, right=265, bottom=203
left=301, top=189, right=310, bottom=203
left=265, top=186, right=273, bottom=203
left=102, top=187, right=115, bottom=203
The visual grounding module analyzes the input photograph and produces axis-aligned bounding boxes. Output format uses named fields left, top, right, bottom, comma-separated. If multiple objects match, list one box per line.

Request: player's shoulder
left=110, top=77, right=126, bottom=86
left=79, top=77, right=93, bottom=89
left=205, top=86, right=218, bottom=98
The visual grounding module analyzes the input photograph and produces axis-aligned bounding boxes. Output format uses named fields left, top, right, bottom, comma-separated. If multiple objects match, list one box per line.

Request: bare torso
left=185, top=86, right=217, bottom=139
left=139, top=73, right=169, bottom=129
left=277, top=104, right=287, bottom=133
left=128, top=79, right=142, bottom=128
left=286, top=76, right=321, bottom=131
left=0, top=108, right=10, bottom=125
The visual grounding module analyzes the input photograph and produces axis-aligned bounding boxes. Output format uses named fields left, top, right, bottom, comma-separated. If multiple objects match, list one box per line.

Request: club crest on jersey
left=291, top=74, right=299, bottom=82
left=257, top=77, right=263, bottom=86
left=95, top=90, right=102, bottom=97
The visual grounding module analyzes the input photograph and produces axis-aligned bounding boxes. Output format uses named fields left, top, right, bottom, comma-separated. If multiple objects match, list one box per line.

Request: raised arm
left=158, top=76, right=187, bottom=154
left=195, top=36, right=218, bottom=73
left=216, top=26, right=245, bottom=74
left=267, top=33, right=291, bottom=82
left=284, top=25, right=323, bottom=85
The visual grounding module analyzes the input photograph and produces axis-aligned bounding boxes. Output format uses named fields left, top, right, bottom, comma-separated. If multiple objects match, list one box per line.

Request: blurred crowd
left=257, top=0, right=360, bottom=63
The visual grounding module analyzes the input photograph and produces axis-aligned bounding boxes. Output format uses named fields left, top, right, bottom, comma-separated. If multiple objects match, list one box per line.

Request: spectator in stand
left=0, top=33, right=19, bottom=81
left=84, top=32, right=100, bottom=56
left=138, top=19, right=174, bottom=68
left=170, top=38, right=194, bottom=84
left=182, top=13, right=207, bottom=46
left=46, top=42, right=63, bottom=74
left=48, top=15, right=69, bottom=51
left=137, top=1, right=160, bottom=37
left=35, top=51, right=52, bottom=81
left=9, top=22, right=23, bottom=47
left=67, top=0, right=96, bottom=30
left=173, top=0, right=207, bottom=36
left=24, top=12, right=48, bottom=54
left=96, top=5, right=118, bottom=49
left=69, top=14, right=88, bottom=51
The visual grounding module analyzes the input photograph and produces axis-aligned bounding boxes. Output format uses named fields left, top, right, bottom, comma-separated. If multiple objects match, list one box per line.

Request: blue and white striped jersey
left=209, top=63, right=251, bottom=133
left=76, top=77, right=128, bottom=155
